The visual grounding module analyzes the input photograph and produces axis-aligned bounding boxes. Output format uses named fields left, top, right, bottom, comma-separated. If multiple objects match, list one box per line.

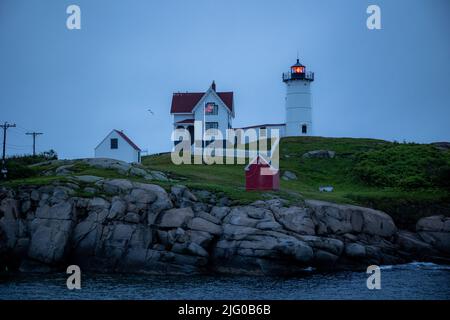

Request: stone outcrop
left=36, top=158, right=170, bottom=182
left=302, top=150, right=336, bottom=159
left=281, top=171, right=298, bottom=181
left=305, top=200, right=397, bottom=238
left=0, top=182, right=449, bottom=275
left=416, top=215, right=450, bottom=254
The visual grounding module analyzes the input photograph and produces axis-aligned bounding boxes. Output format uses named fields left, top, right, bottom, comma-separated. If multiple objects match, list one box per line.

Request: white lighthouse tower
left=283, top=58, right=314, bottom=136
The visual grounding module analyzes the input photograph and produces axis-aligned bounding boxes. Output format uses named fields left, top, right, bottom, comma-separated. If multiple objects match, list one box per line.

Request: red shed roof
left=114, top=130, right=141, bottom=151
left=245, top=154, right=275, bottom=171
left=170, top=91, right=233, bottom=114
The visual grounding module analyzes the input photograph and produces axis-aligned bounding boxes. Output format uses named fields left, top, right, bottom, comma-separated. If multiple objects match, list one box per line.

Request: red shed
left=245, top=155, right=280, bottom=191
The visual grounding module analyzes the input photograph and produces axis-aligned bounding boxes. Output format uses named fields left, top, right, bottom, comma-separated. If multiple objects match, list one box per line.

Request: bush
left=399, top=175, right=429, bottom=189
left=353, top=144, right=450, bottom=190
left=4, top=161, right=36, bottom=180
left=434, top=165, right=450, bottom=188
left=1, top=150, right=58, bottom=180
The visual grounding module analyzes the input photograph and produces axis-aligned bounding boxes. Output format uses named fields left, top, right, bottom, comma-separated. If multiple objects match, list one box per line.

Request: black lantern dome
left=282, top=58, right=314, bottom=82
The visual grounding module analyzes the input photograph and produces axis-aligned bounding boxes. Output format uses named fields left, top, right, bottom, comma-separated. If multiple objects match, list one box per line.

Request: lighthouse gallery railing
left=282, top=71, right=314, bottom=82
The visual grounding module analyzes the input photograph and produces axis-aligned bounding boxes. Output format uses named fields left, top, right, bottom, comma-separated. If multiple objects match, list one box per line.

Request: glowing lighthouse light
left=291, top=61, right=305, bottom=74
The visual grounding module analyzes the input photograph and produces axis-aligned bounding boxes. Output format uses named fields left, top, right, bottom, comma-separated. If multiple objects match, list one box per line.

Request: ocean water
left=0, top=263, right=449, bottom=300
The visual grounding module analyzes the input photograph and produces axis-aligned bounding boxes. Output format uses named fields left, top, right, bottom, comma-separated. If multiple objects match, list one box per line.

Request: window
left=301, top=125, right=307, bottom=134
left=110, top=138, right=118, bottom=149
left=205, top=102, right=218, bottom=115
left=205, top=122, right=218, bottom=130
left=260, top=126, right=267, bottom=137
left=205, top=122, right=219, bottom=136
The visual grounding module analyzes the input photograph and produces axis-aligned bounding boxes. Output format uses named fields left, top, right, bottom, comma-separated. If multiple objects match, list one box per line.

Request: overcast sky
left=0, top=0, right=449, bottom=159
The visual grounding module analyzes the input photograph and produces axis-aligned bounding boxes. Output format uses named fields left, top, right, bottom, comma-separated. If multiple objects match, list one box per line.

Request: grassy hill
left=1, top=137, right=449, bottom=229
left=141, top=137, right=450, bottom=228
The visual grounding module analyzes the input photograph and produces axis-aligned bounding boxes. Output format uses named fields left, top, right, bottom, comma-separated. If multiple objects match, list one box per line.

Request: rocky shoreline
left=1, top=178, right=449, bottom=275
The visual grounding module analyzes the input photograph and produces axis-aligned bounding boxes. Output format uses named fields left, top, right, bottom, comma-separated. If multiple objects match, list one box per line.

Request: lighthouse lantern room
left=291, top=60, right=305, bottom=75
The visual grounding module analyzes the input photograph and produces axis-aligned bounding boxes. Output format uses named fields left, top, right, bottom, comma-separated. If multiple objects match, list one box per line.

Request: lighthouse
left=282, top=58, right=314, bottom=136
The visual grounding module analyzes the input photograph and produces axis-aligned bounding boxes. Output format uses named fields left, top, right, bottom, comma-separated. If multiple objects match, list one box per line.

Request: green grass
left=141, top=136, right=450, bottom=228
left=1, top=176, right=68, bottom=188
left=141, top=137, right=393, bottom=204
left=141, top=153, right=289, bottom=204
left=70, top=163, right=127, bottom=179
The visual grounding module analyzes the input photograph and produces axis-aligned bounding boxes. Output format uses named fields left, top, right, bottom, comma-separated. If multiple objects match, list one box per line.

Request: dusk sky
left=1, top=0, right=449, bottom=159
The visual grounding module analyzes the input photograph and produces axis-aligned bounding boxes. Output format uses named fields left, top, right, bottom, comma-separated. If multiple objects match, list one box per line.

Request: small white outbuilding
left=94, top=129, right=141, bottom=163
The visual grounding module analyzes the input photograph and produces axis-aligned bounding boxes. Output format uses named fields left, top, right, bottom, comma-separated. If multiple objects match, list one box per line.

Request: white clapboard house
left=95, top=129, right=141, bottom=163
left=171, top=81, right=234, bottom=147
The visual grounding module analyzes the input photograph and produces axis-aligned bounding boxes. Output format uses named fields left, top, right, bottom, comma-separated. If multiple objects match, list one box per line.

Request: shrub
left=434, top=164, right=450, bottom=188
left=2, top=150, right=58, bottom=180
left=353, top=144, right=450, bottom=190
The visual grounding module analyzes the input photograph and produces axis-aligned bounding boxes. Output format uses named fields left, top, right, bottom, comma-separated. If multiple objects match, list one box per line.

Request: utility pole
left=1, top=122, right=16, bottom=179
left=26, top=132, right=43, bottom=156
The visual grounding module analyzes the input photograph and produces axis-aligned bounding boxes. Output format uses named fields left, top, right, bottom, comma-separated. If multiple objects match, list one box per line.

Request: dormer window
left=205, top=102, right=218, bottom=115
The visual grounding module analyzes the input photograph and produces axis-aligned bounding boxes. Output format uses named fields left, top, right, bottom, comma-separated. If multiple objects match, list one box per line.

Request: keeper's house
left=171, top=81, right=234, bottom=145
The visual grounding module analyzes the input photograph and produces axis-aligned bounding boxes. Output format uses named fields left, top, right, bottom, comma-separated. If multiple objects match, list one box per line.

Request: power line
left=6, top=145, right=30, bottom=150
left=6, top=143, right=31, bottom=148
left=0, top=121, right=16, bottom=179
left=7, top=129, right=26, bottom=137
left=26, top=132, right=43, bottom=156
left=14, top=126, right=27, bottom=133
left=16, top=124, right=32, bottom=133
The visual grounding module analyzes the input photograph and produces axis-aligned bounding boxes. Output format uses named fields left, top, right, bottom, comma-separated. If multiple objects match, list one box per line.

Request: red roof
left=114, top=130, right=141, bottom=151
left=170, top=92, right=233, bottom=114
left=176, top=119, right=195, bottom=124
left=235, top=123, right=286, bottom=130
left=245, top=154, right=276, bottom=171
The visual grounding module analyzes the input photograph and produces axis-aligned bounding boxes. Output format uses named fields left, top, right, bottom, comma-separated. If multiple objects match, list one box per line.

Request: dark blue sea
left=0, top=263, right=449, bottom=300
